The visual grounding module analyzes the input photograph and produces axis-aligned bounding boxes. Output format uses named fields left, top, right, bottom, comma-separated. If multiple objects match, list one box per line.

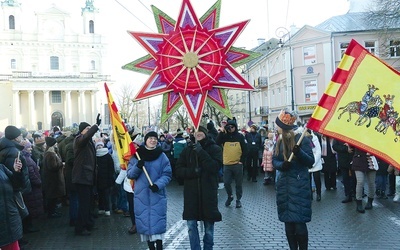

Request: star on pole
left=122, top=0, right=261, bottom=128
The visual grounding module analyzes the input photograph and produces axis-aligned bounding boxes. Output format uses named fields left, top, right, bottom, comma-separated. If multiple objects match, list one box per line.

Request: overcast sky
left=19, top=0, right=349, bottom=93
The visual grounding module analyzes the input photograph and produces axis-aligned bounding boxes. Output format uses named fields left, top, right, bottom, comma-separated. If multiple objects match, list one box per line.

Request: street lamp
left=147, top=98, right=150, bottom=127
left=276, top=27, right=295, bottom=111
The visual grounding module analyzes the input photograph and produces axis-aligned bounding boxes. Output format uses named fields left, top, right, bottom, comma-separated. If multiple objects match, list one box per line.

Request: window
left=340, top=42, right=349, bottom=58
left=89, top=20, right=94, bottom=33
left=9, top=15, right=15, bottom=29
left=51, top=91, right=62, bottom=103
left=390, top=40, right=400, bottom=57
left=10, top=59, right=16, bottom=69
left=50, top=56, right=59, bottom=70
left=365, top=41, right=376, bottom=55
left=90, top=60, right=95, bottom=70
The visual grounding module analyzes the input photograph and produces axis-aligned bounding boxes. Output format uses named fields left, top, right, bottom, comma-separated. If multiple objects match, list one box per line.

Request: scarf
left=136, top=145, right=163, bottom=161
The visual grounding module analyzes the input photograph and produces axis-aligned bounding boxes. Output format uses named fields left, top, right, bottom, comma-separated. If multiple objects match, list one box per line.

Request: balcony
left=254, top=106, right=269, bottom=116
left=254, top=76, right=268, bottom=89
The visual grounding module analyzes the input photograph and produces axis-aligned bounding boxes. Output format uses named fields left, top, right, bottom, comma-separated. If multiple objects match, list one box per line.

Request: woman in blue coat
left=127, top=131, right=172, bottom=250
left=273, top=109, right=314, bottom=250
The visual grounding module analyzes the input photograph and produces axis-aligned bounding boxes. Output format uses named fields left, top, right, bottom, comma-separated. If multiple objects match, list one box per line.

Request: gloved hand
left=96, top=113, right=101, bottom=126
left=137, top=160, right=145, bottom=169
left=292, top=145, right=300, bottom=155
left=149, top=184, right=159, bottom=192
left=281, top=161, right=291, bottom=171
left=193, top=142, right=202, bottom=153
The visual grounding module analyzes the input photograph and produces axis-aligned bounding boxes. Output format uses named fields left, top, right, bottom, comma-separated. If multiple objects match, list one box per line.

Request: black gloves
left=137, top=160, right=145, bottom=169
left=292, top=145, right=300, bottom=155
left=282, top=161, right=291, bottom=171
left=96, top=113, right=101, bottom=126
left=149, top=184, right=159, bottom=192
left=193, top=142, right=202, bottom=153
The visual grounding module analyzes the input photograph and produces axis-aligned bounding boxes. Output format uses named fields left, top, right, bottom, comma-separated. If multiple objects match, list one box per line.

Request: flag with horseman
left=307, top=39, right=400, bottom=170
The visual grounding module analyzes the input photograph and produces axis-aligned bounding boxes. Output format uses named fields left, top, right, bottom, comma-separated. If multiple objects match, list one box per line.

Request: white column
left=12, top=90, right=20, bottom=126
left=78, top=90, right=86, bottom=122
left=91, top=90, right=98, bottom=122
left=64, top=90, right=72, bottom=127
left=43, top=90, right=50, bottom=130
left=28, top=90, right=36, bottom=130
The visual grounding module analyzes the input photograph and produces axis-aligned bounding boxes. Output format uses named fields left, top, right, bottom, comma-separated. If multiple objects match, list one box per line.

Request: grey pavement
left=23, top=174, right=400, bottom=250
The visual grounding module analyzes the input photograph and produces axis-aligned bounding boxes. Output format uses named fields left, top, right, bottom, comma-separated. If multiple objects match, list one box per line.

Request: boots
left=286, top=234, right=298, bottom=250
left=341, top=195, right=352, bottom=203
left=365, top=198, right=373, bottom=210
left=381, top=190, right=388, bottom=199
left=296, top=234, right=309, bottom=250
left=356, top=199, right=365, bottom=213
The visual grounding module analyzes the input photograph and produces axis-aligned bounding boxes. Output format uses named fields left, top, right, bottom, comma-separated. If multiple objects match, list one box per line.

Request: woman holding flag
left=127, top=131, right=172, bottom=250
left=272, top=109, right=315, bottom=250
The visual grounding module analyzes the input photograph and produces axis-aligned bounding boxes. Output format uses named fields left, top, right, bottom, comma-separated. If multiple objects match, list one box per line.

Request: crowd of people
left=0, top=110, right=398, bottom=250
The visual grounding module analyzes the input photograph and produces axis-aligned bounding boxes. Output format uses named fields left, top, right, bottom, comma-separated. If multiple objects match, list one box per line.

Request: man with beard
left=176, top=126, right=222, bottom=250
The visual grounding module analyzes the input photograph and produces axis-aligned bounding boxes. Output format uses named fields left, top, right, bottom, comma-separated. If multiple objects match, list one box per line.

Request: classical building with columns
left=0, top=0, right=109, bottom=131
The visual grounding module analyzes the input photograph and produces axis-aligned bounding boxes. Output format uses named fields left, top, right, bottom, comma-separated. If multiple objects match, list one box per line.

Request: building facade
left=0, top=0, right=109, bottom=131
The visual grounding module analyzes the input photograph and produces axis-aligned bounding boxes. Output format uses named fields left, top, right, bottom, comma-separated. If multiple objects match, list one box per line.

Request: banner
left=104, top=83, right=136, bottom=170
left=307, top=39, right=400, bottom=170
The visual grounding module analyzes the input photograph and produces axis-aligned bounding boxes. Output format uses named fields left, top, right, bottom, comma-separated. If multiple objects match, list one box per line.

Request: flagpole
left=135, top=152, right=154, bottom=186
left=288, top=128, right=307, bottom=162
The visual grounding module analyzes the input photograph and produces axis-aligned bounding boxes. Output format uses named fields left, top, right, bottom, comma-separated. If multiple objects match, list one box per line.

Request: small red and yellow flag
left=307, top=39, right=400, bottom=170
left=104, top=82, right=136, bottom=170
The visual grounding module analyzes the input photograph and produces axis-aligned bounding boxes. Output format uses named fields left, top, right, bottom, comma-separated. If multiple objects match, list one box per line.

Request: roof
left=316, top=12, right=400, bottom=32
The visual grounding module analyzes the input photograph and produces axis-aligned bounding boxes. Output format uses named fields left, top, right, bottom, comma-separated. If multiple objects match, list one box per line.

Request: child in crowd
left=261, top=133, right=274, bottom=185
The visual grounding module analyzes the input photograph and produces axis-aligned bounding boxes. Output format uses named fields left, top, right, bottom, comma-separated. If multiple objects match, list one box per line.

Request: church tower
left=1, top=0, right=22, bottom=31
left=81, top=0, right=99, bottom=34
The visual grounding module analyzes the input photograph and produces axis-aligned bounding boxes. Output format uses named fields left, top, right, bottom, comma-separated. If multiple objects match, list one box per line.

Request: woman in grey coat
left=272, top=109, right=314, bottom=250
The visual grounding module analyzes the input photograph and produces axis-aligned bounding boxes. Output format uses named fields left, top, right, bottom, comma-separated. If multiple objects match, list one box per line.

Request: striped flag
left=307, top=39, right=400, bottom=170
left=104, top=82, right=136, bottom=170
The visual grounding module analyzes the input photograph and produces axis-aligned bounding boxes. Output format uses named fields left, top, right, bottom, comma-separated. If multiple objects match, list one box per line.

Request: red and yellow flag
left=104, top=82, right=136, bottom=170
left=307, top=39, right=400, bottom=170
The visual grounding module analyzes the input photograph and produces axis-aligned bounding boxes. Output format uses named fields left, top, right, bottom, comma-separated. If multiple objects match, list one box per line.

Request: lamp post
left=276, top=27, right=295, bottom=111
left=241, top=67, right=253, bottom=125
left=147, top=98, right=150, bottom=127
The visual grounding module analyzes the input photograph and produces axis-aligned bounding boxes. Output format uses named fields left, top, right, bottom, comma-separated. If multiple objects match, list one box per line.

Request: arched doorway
left=51, top=111, right=64, bottom=129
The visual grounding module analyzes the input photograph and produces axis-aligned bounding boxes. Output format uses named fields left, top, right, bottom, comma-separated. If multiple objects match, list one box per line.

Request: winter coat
left=318, top=135, right=337, bottom=173
left=127, top=145, right=172, bottom=236
left=57, top=135, right=74, bottom=162
left=352, top=148, right=376, bottom=173
left=43, top=148, right=65, bottom=199
left=332, top=139, right=354, bottom=170
left=309, top=133, right=322, bottom=173
left=216, top=129, right=247, bottom=165
left=72, top=125, right=98, bottom=186
left=176, top=137, right=222, bottom=222
left=21, top=151, right=44, bottom=218
left=376, top=158, right=389, bottom=176
left=273, top=133, right=314, bottom=223
left=64, top=139, right=76, bottom=192
left=31, top=144, right=45, bottom=168
left=0, top=137, right=31, bottom=194
left=161, top=140, right=174, bottom=160
left=0, top=164, right=23, bottom=248
left=245, top=131, right=262, bottom=155
left=96, top=148, right=115, bottom=190
left=261, top=148, right=273, bottom=172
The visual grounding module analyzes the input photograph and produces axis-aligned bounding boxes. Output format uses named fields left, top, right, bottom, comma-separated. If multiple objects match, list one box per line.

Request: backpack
left=173, top=140, right=187, bottom=159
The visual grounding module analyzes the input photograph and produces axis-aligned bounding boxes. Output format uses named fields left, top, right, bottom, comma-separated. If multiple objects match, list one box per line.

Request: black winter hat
left=45, top=136, right=57, bottom=147
left=144, top=131, right=158, bottom=143
left=79, top=122, right=91, bottom=133
left=197, top=126, right=208, bottom=136
left=5, top=125, right=21, bottom=140
left=207, top=121, right=215, bottom=130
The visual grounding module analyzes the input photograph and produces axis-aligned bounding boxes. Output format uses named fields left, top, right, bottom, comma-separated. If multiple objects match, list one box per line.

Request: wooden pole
left=135, top=152, right=153, bottom=186
left=288, top=128, right=308, bottom=162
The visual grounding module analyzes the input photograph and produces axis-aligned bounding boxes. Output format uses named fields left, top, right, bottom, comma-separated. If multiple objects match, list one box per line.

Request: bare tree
left=115, top=83, right=138, bottom=127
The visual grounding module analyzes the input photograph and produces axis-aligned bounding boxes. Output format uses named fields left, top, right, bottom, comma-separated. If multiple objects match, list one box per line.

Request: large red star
left=123, top=0, right=260, bottom=128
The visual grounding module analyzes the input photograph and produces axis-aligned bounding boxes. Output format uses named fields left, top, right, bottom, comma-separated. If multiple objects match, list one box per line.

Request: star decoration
left=123, top=0, right=261, bottom=128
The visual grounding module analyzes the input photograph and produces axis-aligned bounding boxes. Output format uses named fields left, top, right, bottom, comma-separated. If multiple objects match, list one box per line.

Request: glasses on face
left=147, top=137, right=158, bottom=141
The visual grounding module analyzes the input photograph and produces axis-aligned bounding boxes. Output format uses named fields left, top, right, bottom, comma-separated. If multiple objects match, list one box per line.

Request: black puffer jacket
left=96, top=148, right=115, bottom=190
left=176, top=137, right=222, bottom=222
left=0, top=164, right=23, bottom=247
left=0, top=137, right=31, bottom=194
